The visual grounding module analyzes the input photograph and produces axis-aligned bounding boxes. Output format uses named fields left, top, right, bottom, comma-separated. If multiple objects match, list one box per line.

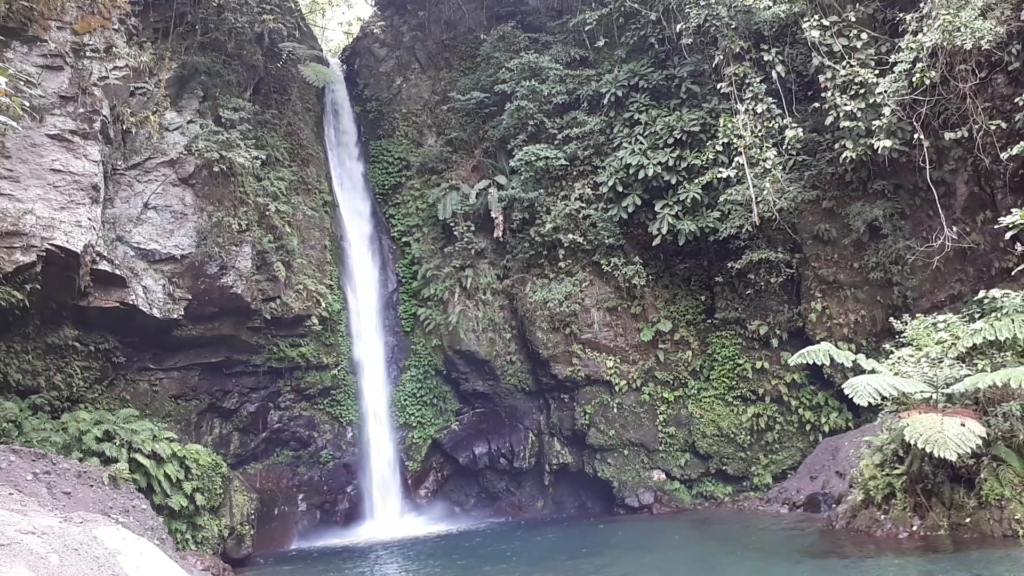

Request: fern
left=298, top=62, right=340, bottom=88
left=946, top=366, right=1024, bottom=395
left=990, top=443, right=1024, bottom=472
left=901, top=412, right=987, bottom=461
left=959, top=314, right=1024, bottom=350
left=0, top=398, right=231, bottom=553
left=841, top=373, right=932, bottom=406
left=787, top=342, right=887, bottom=372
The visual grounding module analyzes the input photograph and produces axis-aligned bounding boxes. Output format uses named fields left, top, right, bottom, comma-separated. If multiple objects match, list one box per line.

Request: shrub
left=0, top=398, right=231, bottom=552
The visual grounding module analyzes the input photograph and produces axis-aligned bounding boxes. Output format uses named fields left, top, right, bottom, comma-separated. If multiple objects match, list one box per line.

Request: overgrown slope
left=345, top=0, right=1024, bottom=512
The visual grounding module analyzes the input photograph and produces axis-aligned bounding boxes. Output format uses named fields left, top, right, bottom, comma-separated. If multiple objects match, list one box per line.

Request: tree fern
left=946, top=366, right=1024, bottom=394
left=901, top=412, right=987, bottom=461
left=989, top=443, right=1024, bottom=473
left=298, top=62, right=340, bottom=87
left=788, top=342, right=887, bottom=372
left=841, top=373, right=932, bottom=406
left=959, top=314, right=1024, bottom=350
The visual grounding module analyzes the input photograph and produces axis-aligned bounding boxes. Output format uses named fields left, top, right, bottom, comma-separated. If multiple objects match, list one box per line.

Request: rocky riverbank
left=0, top=445, right=232, bottom=576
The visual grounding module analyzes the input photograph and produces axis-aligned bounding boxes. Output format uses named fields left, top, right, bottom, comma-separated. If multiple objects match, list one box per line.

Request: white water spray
left=323, top=59, right=404, bottom=530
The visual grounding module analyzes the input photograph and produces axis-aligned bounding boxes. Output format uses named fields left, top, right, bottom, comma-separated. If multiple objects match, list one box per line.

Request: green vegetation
left=0, top=0, right=347, bottom=554
left=791, top=287, right=1024, bottom=531
left=173, top=0, right=338, bottom=317
left=0, top=323, right=123, bottom=412
left=0, top=400, right=235, bottom=553
left=393, top=338, right=460, bottom=468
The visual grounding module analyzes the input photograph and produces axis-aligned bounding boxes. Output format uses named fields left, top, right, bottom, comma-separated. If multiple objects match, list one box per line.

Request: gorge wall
left=342, top=0, right=1024, bottom=516
left=0, top=0, right=368, bottom=556
left=4, top=0, right=1024, bottom=561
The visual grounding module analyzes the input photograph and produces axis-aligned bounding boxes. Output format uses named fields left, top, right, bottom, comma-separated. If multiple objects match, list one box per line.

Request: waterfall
left=323, top=59, right=404, bottom=529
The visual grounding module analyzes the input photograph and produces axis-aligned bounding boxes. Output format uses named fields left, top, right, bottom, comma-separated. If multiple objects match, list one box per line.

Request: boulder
left=437, top=408, right=538, bottom=471
left=765, top=421, right=883, bottom=510
left=580, top=389, right=659, bottom=451
left=0, top=446, right=219, bottom=575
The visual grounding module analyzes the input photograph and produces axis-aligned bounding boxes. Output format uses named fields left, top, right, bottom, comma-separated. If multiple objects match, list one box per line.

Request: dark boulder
left=801, top=491, right=837, bottom=514
left=437, top=408, right=538, bottom=471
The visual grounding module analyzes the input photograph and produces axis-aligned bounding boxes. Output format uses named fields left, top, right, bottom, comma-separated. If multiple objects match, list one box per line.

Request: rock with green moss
left=580, top=389, right=659, bottom=451
left=514, top=268, right=645, bottom=385
left=441, top=277, right=533, bottom=398
left=219, top=473, right=257, bottom=562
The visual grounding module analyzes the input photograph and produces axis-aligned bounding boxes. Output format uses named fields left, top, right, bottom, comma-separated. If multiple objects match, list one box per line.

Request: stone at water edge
left=801, top=492, right=837, bottom=514
left=764, top=422, right=883, bottom=511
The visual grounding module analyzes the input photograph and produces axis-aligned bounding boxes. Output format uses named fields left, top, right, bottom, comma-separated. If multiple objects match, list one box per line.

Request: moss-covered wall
left=343, top=0, right=1021, bottom=514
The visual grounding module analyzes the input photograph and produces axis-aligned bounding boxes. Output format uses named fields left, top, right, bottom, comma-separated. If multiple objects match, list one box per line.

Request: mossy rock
left=543, top=434, right=581, bottom=472
left=514, top=267, right=644, bottom=384
left=581, top=389, right=659, bottom=451
left=220, top=472, right=258, bottom=561
left=652, top=449, right=707, bottom=482
left=689, top=397, right=811, bottom=479
left=443, top=294, right=532, bottom=394
left=588, top=447, right=658, bottom=502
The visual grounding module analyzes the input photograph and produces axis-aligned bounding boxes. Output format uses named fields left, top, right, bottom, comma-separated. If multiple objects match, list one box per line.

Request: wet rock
left=410, top=455, right=454, bottom=504
left=801, top=491, right=836, bottom=514
left=765, top=421, right=883, bottom=510
left=438, top=408, right=538, bottom=471
left=638, top=490, right=656, bottom=507
left=179, top=552, right=234, bottom=576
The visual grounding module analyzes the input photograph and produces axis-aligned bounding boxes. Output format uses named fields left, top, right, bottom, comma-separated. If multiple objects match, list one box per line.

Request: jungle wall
left=343, top=0, right=1024, bottom=515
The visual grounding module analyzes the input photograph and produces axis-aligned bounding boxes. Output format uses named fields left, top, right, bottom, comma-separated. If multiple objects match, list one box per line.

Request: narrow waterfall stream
left=323, top=59, right=404, bottom=531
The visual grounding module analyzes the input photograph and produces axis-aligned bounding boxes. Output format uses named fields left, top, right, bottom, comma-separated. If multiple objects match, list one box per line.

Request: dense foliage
left=352, top=0, right=1024, bottom=504
left=379, top=0, right=1023, bottom=272
left=0, top=399, right=232, bottom=552
left=793, top=289, right=1024, bottom=531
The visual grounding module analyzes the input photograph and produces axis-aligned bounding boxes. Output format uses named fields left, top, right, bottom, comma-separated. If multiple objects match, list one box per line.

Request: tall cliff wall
left=344, top=0, right=1024, bottom=515
left=0, top=0, right=361, bottom=556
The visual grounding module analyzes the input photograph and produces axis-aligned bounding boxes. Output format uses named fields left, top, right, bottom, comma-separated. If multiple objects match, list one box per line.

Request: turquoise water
left=242, top=511, right=1024, bottom=576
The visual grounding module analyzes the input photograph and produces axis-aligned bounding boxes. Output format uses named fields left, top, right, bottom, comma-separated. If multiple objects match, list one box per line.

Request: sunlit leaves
left=901, top=412, right=987, bottom=461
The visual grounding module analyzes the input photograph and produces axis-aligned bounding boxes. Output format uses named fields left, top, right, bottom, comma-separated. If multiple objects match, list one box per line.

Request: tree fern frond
left=842, top=373, right=931, bottom=406
left=947, top=366, right=1024, bottom=395
left=298, top=62, right=340, bottom=88
left=788, top=342, right=886, bottom=372
left=901, top=412, right=987, bottom=462
left=990, top=443, right=1024, bottom=473
left=959, top=314, right=1024, bottom=350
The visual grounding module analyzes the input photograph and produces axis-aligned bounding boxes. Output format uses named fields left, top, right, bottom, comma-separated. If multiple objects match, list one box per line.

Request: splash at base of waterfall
left=293, top=505, right=486, bottom=548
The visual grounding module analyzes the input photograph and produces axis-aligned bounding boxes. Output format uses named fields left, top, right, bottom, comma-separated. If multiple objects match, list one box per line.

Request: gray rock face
left=0, top=2, right=358, bottom=559
left=0, top=16, right=209, bottom=319
left=765, top=421, right=883, bottom=510
left=438, top=408, right=538, bottom=471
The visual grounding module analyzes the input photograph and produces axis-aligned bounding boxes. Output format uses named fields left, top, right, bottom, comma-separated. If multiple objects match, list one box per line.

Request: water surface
left=243, top=511, right=1024, bottom=575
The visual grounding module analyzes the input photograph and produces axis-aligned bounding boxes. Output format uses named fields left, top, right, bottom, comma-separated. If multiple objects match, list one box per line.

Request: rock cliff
left=0, top=0, right=363, bottom=556
left=343, top=0, right=1022, bottom=518
left=4, top=0, right=1024, bottom=557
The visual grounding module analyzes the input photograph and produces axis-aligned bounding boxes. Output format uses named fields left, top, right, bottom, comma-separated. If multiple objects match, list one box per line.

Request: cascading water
left=323, top=59, right=404, bottom=530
